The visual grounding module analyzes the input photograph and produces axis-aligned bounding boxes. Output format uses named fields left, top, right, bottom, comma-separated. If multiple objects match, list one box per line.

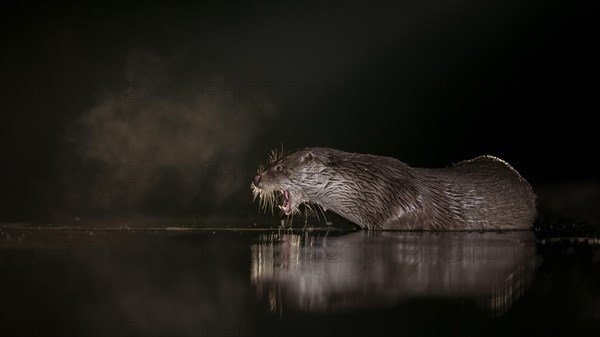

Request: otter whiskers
left=251, top=184, right=302, bottom=216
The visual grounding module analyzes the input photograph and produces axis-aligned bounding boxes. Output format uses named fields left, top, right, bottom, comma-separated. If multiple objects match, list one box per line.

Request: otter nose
left=253, top=174, right=262, bottom=187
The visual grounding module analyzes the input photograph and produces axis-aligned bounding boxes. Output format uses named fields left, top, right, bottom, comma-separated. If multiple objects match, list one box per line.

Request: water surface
left=1, top=226, right=599, bottom=336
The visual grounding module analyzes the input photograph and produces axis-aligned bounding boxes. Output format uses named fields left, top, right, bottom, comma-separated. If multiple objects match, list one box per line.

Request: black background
left=1, top=0, right=598, bottom=224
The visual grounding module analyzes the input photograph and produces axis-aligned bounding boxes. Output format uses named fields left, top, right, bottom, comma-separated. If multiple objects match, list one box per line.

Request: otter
left=251, top=148, right=536, bottom=230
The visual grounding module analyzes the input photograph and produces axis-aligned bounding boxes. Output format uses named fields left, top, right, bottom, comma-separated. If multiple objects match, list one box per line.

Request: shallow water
left=1, top=226, right=599, bottom=336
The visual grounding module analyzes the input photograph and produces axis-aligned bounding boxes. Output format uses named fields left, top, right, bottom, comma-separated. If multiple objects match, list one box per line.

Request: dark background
left=1, top=0, right=598, bottom=226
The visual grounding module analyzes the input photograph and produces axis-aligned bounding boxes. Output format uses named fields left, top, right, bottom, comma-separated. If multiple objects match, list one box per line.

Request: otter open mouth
left=278, top=190, right=292, bottom=215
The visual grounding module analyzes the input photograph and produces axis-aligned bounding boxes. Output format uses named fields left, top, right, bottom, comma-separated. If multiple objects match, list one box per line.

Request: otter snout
left=253, top=174, right=262, bottom=187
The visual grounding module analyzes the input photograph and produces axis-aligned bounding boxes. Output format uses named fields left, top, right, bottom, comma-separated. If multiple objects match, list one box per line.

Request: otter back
left=409, top=155, right=537, bottom=231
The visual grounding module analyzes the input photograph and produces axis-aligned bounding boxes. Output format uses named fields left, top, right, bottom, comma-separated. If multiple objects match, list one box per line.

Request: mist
left=69, top=49, right=277, bottom=218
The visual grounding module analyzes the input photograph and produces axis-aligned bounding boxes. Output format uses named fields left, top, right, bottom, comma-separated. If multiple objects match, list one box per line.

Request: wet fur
left=252, top=147, right=536, bottom=230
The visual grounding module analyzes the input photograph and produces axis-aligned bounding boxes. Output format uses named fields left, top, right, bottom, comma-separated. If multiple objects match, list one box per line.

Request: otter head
left=251, top=148, right=330, bottom=216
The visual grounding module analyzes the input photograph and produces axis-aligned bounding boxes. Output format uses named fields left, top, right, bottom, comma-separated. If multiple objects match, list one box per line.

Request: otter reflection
left=251, top=231, right=536, bottom=315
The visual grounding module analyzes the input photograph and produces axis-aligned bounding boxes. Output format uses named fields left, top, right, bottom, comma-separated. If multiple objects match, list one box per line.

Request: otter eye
left=275, top=165, right=283, bottom=172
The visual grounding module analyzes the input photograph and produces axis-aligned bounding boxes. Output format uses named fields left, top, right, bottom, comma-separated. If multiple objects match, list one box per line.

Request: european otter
left=251, top=147, right=536, bottom=230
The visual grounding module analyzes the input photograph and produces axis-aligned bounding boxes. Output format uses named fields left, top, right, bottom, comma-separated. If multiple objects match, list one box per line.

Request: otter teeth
left=278, top=190, right=292, bottom=215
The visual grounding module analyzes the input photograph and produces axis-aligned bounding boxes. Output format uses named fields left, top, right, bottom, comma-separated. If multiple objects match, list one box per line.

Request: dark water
left=1, top=226, right=599, bottom=336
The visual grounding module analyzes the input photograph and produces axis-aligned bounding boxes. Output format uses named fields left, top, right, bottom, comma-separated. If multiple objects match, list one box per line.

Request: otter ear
left=301, top=151, right=330, bottom=165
